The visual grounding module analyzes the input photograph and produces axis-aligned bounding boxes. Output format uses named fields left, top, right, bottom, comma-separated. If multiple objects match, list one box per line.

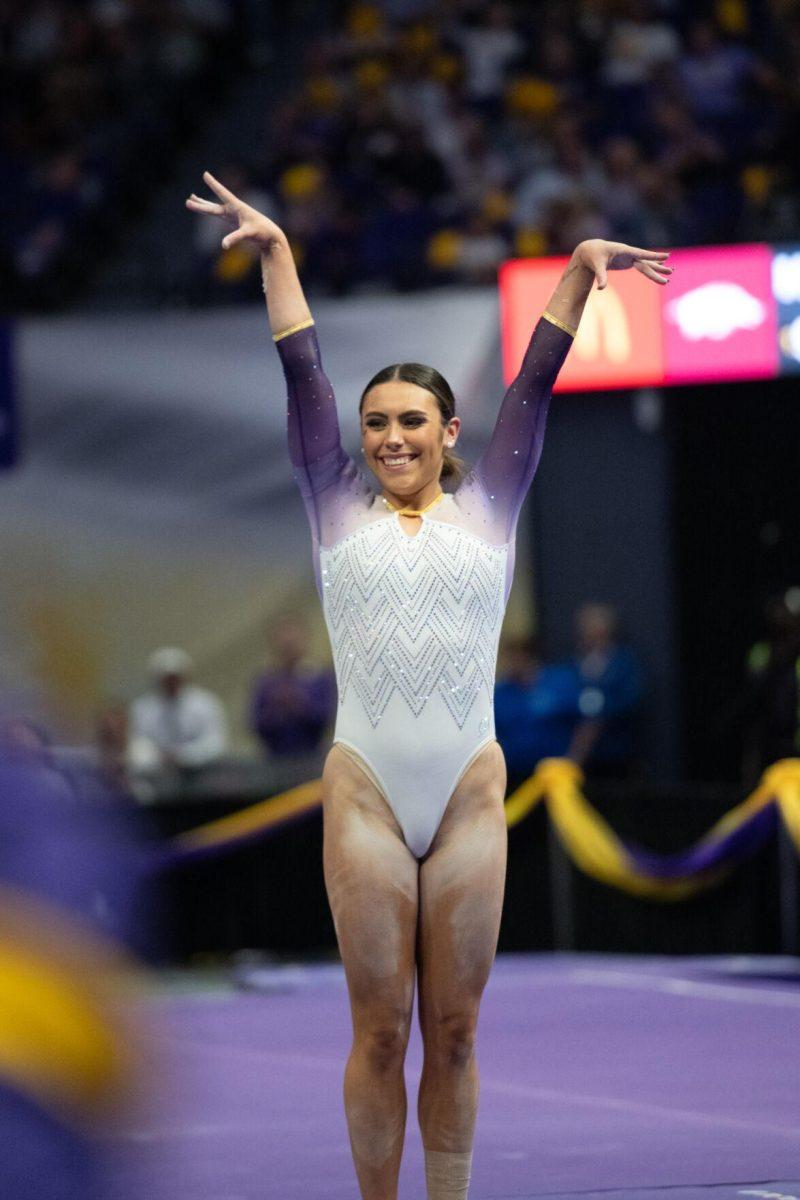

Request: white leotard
left=276, top=313, right=573, bottom=857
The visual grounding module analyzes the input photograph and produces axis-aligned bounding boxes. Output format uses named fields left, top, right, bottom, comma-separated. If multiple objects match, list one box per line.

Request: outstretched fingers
left=636, top=259, right=673, bottom=284
left=221, top=224, right=252, bottom=250
left=624, top=246, right=670, bottom=261
left=203, top=170, right=240, bottom=206
left=186, top=172, right=244, bottom=227
left=185, top=193, right=224, bottom=215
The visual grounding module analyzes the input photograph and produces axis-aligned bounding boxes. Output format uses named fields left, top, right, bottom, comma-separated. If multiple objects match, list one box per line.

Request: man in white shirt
left=129, top=647, right=228, bottom=774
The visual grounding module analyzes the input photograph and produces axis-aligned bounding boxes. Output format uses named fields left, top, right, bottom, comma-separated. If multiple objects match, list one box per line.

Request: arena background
left=2, top=2, right=800, bottom=1197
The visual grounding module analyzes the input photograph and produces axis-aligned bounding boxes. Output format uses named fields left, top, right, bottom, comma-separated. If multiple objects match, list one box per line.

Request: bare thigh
left=417, top=741, right=508, bottom=1029
left=323, top=745, right=419, bottom=1022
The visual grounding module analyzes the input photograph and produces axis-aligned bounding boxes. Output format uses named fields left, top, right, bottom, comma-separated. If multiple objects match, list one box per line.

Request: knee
left=426, top=1013, right=477, bottom=1071
left=355, top=1020, right=410, bottom=1074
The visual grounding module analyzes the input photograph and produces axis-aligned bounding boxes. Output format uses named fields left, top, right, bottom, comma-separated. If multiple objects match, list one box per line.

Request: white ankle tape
left=424, top=1149, right=472, bottom=1200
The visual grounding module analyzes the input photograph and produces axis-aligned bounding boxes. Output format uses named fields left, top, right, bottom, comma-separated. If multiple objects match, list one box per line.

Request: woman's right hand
left=186, top=171, right=287, bottom=254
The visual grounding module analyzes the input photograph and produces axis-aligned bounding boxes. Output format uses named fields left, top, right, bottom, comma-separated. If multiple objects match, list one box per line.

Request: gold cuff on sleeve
left=542, top=310, right=578, bottom=339
left=272, top=317, right=315, bottom=342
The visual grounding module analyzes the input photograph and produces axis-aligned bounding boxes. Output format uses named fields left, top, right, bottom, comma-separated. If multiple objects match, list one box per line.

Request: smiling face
left=360, top=380, right=460, bottom=499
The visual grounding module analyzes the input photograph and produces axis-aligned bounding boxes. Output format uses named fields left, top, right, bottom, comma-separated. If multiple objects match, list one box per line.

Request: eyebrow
left=363, top=408, right=430, bottom=419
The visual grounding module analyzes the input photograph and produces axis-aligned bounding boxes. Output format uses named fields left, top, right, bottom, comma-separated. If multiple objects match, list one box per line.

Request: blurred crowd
left=79, top=603, right=646, bottom=800
left=1, top=0, right=243, bottom=310
left=5, top=586, right=799, bottom=800
left=6, top=0, right=799, bottom=310
left=192, top=0, right=800, bottom=300
left=83, top=588, right=800, bottom=798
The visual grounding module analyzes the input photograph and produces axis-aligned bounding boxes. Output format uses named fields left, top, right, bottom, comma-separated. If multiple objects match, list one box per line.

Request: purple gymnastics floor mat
left=115, top=955, right=800, bottom=1200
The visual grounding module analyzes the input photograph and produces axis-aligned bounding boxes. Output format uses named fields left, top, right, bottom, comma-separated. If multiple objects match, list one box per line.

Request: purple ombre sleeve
left=472, top=315, right=573, bottom=539
left=276, top=324, right=351, bottom=524
left=275, top=323, right=371, bottom=588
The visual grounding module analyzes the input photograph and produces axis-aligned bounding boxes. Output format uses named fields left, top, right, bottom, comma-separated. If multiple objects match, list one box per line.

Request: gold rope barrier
left=769, top=759, right=800, bottom=851
left=171, top=778, right=324, bottom=856
left=502, top=757, right=800, bottom=900
left=520, top=759, right=727, bottom=900
left=167, top=759, right=800, bottom=902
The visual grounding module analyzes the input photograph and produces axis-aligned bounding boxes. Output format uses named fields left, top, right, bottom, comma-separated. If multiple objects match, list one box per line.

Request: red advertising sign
left=500, top=244, right=786, bottom=393
left=662, top=245, right=778, bottom=384
left=499, top=257, right=665, bottom=391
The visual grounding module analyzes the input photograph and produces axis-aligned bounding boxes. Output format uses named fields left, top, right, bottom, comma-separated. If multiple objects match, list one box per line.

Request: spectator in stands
left=452, top=207, right=510, bottom=283
left=494, top=635, right=576, bottom=787
left=648, top=96, right=740, bottom=242
left=598, top=136, right=650, bottom=242
left=443, top=116, right=514, bottom=213
left=599, top=0, right=681, bottom=136
left=250, top=615, right=335, bottom=758
left=455, top=3, right=525, bottom=119
left=129, top=647, right=228, bottom=776
left=513, top=112, right=606, bottom=232
left=566, top=603, right=642, bottom=778
left=677, top=17, right=769, bottom=150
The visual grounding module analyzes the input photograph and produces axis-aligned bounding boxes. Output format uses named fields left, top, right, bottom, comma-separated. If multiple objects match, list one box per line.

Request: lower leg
left=418, top=1021, right=478, bottom=1151
left=417, top=1020, right=478, bottom=1200
left=344, top=1027, right=409, bottom=1200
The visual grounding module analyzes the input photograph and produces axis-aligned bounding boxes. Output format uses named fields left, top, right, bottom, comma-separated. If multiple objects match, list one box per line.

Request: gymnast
left=187, top=172, right=671, bottom=1200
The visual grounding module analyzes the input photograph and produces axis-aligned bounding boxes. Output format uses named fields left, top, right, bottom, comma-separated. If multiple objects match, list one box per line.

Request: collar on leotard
left=381, top=491, right=444, bottom=518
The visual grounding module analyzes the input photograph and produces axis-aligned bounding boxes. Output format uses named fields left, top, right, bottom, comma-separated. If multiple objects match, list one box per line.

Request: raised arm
left=186, top=172, right=348, bottom=511
left=186, top=170, right=310, bottom=334
left=473, top=240, right=671, bottom=539
left=544, top=238, right=671, bottom=331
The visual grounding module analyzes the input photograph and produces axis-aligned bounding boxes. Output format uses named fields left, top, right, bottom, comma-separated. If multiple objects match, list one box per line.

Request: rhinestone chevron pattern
left=320, top=518, right=508, bottom=729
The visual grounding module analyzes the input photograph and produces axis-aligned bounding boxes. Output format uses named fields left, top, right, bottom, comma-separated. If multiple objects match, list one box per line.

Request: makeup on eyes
left=364, top=411, right=429, bottom=425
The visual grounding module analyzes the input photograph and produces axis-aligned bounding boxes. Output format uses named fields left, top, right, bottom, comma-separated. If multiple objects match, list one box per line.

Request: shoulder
left=450, top=468, right=483, bottom=505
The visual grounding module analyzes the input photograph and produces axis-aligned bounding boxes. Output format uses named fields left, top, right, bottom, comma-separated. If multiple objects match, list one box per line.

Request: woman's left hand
left=573, top=239, right=673, bottom=290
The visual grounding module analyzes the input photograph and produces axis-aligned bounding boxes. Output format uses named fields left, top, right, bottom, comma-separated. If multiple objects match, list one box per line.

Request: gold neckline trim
left=382, top=491, right=445, bottom=518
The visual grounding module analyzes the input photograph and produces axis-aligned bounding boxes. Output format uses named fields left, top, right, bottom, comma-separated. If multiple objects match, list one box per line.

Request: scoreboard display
left=499, top=243, right=800, bottom=391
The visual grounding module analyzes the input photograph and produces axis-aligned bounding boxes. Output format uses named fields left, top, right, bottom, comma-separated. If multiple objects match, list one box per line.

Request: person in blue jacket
left=566, top=603, right=643, bottom=778
left=494, top=635, right=577, bottom=786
